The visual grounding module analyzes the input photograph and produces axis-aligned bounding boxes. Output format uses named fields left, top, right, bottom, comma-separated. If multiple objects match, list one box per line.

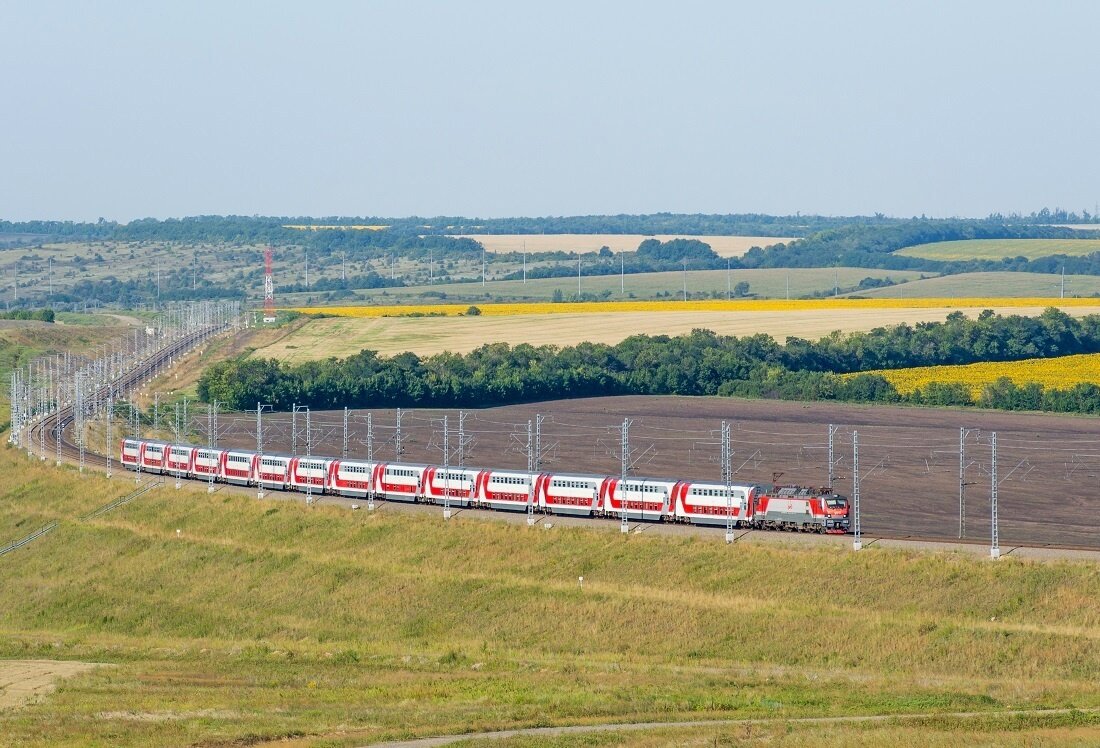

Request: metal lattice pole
left=305, top=407, right=313, bottom=505
left=827, top=423, right=838, bottom=489
left=291, top=403, right=297, bottom=457
left=76, top=370, right=85, bottom=473
left=54, top=368, right=62, bottom=467
left=256, top=403, right=265, bottom=499
left=723, top=421, right=734, bottom=544
left=174, top=402, right=182, bottom=489
left=366, top=412, right=375, bottom=511
left=991, top=431, right=1000, bottom=559
left=443, top=415, right=451, bottom=520
left=959, top=427, right=967, bottom=539
left=526, top=419, right=535, bottom=526
left=205, top=403, right=215, bottom=492
left=620, top=418, right=631, bottom=534
left=105, top=393, right=113, bottom=478
left=852, top=430, right=862, bottom=551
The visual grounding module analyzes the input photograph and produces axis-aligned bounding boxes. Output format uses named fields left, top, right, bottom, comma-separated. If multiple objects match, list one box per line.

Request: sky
left=1, top=1, right=1097, bottom=222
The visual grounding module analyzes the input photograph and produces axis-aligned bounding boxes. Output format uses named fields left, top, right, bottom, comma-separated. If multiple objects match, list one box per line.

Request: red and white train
left=120, top=438, right=851, bottom=533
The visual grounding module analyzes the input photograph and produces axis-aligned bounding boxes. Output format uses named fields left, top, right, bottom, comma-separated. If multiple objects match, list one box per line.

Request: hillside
left=1, top=446, right=1097, bottom=746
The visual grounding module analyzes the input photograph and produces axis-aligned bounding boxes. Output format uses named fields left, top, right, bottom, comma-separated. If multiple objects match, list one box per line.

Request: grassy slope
left=0, top=447, right=1097, bottom=746
left=854, top=271, right=1100, bottom=298
left=896, top=239, right=1100, bottom=261
left=280, top=267, right=928, bottom=306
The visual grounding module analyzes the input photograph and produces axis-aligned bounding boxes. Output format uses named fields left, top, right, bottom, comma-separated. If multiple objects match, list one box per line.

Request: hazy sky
left=2, top=1, right=1097, bottom=222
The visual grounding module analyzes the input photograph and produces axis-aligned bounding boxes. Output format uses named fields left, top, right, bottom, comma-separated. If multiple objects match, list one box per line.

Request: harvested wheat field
left=258, top=305, right=1094, bottom=360
left=450, top=234, right=794, bottom=257
left=213, top=396, right=1100, bottom=549
left=0, top=661, right=103, bottom=709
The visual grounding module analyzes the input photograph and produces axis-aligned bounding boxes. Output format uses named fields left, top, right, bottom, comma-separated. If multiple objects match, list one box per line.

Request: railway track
left=19, top=325, right=1100, bottom=557
left=25, top=326, right=221, bottom=469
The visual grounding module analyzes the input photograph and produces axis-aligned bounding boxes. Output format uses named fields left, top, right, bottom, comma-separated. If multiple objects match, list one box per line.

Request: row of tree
left=197, top=309, right=1100, bottom=416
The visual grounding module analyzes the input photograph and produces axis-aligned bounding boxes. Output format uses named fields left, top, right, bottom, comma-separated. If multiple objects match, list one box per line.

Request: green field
left=1, top=448, right=1098, bottom=746
left=851, top=271, right=1100, bottom=299
left=896, top=239, right=1100, bottom=261
left=281, top=267, right=930, bottom=306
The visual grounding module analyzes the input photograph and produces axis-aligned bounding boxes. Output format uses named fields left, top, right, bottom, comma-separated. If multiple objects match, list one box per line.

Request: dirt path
left=0, top=660, right=104, bottom=710
left=363, top=708, right=1100, bottom=747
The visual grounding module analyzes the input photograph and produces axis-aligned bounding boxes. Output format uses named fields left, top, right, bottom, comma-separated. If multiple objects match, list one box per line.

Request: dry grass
left=0, top=661, right=105, bottom=710
left=449, top=234, right=795, bottom=257
left=0, top=446, right=1097, bottom=746
left=257, top=306, right=1096, bottom=359
left=896, top=239, right=1100, bottom=261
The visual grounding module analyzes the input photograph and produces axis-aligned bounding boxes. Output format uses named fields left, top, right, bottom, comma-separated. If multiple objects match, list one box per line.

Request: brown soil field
left=254, top=306, right=1087, bottom=360
left=449, top=234, right=794, bottom=257
left=211, top=396, right=1100, bottom=549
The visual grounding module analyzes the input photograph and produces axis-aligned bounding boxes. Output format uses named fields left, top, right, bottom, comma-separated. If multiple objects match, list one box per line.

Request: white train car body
left=481, top=469, right=535, bottom=512
left=327, top=459, right=375, bottom=498
left=375, top=462, right=425, bottom=502
left=541, top=473, right=604, bottom=516
left=674, top=481, right=755, bottom=526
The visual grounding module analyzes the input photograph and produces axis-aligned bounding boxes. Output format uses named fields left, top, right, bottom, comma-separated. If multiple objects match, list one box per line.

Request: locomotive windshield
left=825, top=498, right=848, bottom=508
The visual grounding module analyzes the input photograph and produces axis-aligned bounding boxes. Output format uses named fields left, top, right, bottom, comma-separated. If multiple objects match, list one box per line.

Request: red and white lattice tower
left=263, top=247, right=277, bottom=323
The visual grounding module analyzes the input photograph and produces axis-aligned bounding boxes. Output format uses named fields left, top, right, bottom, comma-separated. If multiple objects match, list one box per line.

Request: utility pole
left=620, top=418, right=632, bottom=534
left=174, top=402, right=182, bottom=489
left=366, top=412, right=375, bottom=511
left=105, top=393, right=113, bottom=478
left=621, top=252, right=625, bottom=295
left=305, top=407, right=314, bottom=505
left=577, top=257, right=581, bottom=296
left=482, top=250, right=486, bottom=287
left=522, top=240, right=526, bottom=284
left=990, top=431, right=1000, bottom=559
left=852, top=430, right=861, bottom=551
left=256, top=403, right=271, bottom=499
left=1061, top=266, right=1065, bottom=298
left=682, top=259, right=688, bottom=301
left=207, top=401, right=217, bottom=493
left=429, top=248, right=434, bottom=286
left=526, top=419, right=535, bottom=526
left=726, top=258, right=731, bottom=300
left=722, top=420, right=733, bottom=544
left=443, top=415, right=451, bottom=520
left=827, top=423, right=839, bottom=489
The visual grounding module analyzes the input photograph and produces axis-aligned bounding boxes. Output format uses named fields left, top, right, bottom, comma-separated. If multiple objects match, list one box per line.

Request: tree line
left=197, top=308, right=1100, bottom=416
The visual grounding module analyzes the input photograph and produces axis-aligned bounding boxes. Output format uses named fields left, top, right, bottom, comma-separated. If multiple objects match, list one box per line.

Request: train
left=119, top=438, right=851, bottom=533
